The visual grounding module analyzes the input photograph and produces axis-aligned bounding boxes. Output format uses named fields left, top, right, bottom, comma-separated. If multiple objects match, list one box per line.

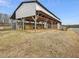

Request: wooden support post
left=51, top=21, right=53, bottom=29
left=11, top=19, right=13, bottom=29
left=32, top=15, right=38, bottom=32
left=34, top=16, right=37, bottom=31
left=45, top=19, right=48, bottom=29
left=22, top=18, right=25, bottom=30
left=16, top=20, right=17, bottom=30
left=42, top=21, right=44, bottom=29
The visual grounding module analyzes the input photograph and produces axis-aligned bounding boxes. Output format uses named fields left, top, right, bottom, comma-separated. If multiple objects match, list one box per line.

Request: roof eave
left=10, top=0, right=61, bottom=22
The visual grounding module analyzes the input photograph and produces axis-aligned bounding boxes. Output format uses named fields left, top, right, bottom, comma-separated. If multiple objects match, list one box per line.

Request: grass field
left=68, top=28, right=79, bottom=34
left=0, top=29, right=79, bottom=58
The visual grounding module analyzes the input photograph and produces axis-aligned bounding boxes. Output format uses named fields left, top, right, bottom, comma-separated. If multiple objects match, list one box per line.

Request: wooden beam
left=32, top=15, right=38, bottom=31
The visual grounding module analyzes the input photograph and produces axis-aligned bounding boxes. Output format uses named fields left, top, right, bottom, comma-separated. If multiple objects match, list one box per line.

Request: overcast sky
left=0, top=0, right=79, bottom=25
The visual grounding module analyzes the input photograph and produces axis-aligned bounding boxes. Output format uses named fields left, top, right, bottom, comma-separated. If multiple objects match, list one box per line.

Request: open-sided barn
left=11, top=0, right=62, bottom=30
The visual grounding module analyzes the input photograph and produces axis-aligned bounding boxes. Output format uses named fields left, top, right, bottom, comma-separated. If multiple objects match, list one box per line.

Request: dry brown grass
left=0, top=30, right=79, bottom=58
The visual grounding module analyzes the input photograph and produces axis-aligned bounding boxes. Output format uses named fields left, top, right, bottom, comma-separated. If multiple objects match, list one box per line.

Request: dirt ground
left=0, top=29, right=79, bottom=58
